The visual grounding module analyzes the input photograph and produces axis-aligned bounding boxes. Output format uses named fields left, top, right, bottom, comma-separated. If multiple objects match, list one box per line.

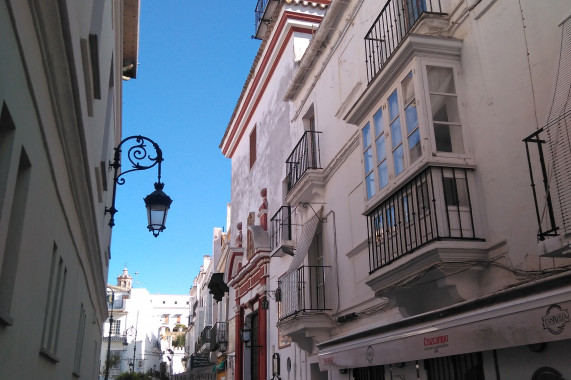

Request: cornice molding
left=344, top=34, right=463, bottom=126
left=221, top=11, right=324, bottom=157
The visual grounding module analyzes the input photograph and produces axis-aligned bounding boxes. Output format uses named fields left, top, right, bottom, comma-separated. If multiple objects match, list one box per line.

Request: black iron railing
left=365, top=0, right=446, bottom=83
left=270, top=206, right=292, bottom=251
left=367, top=166, right=481, bottom=273
left=209, top=322, right=227, bottom=351
left=523, top=109, right=571, bottom=240
left=286, top=131, right=322, bottom=193
left=195, top=325, right=211, bottom=352
left=278, top=265, right=330, bottom=321
left=255, top=0, right=271, bottom=36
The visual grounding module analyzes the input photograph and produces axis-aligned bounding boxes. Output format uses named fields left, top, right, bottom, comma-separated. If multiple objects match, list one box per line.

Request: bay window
left=362, top=69, right=421, bottom=200
left=361, top=62, right=467, bottom=203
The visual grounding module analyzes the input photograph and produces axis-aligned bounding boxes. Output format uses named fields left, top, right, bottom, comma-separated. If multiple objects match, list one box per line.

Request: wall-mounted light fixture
left=105, top=135, right=173, bottom=237
left=272, top=353, right=281, bottom=376
left=104, top=290, right=115, bottom=380
left=262, top=286, right=282, bottom=310
left=240, top=326, right=263, bottom=350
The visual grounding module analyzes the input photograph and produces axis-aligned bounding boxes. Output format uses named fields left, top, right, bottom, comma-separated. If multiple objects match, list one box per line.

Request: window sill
left=363, top=158, right=477, bottom=215
left=40, top=348, right=60, bottom=363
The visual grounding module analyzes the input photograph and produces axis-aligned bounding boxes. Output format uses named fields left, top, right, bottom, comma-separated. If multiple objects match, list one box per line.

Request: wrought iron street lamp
left=105, top=135, right=173, bottom=237
left=104, top=290, right=115, bottom=380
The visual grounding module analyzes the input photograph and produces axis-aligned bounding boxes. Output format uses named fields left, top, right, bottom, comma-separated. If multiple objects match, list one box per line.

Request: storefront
left=318, top=277, right=571, bottom=379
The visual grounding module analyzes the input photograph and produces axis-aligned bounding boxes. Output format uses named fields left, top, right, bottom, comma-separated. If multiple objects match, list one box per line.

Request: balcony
left=367, top=166, right=482, bottom=273
left=209, top=322, right=228, bottom=352
left=195, top=325, right=211, bottom=353
left=270, top=206, right=294, bottom=257
left=278, top=265, right=330, bottom=320
left=365, top=0, right=447, bottom=83
left=286, top=131, right=323, bottom=200
left=102, top=335, right=127, bottom=342
left=254, top=0, right=279, bottom=40
left=277, top=265, right=333, bottom=353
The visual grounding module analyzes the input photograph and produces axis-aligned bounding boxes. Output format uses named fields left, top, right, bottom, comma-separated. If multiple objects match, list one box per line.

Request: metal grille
left=286, top=131, right=322, bottom=193
left=278, top=265, right=329, bottom=321
left=367, top=166, right=481, bottom=273
left=425, top=352, right=484, bottom=380
left=255, top=0, right=270, bottom=37
left=353, top=365, right=386, bottom=380
left=365, top=0, right=446, bottom=83
left=209, top=322, right=227, bottom=351
left=270, top=206, right=292, bottom=251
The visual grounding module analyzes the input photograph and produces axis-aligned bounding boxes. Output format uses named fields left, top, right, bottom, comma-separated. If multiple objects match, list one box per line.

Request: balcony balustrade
left=195, top=325, right=211, bottom=353
left=365, top=0, right=446, bottom=83
left=209, top=322, right=228, bottom=352
left=254, top=0, right=279, bottom=39
left=255, top=0, right=270, bottom=33
left=367, top=166, right=482, bottom=273
left=286, top=131, right=322, bottom=193
left=278, top=265, right=330, bottom=321
left=270, top=206, right=293, bottom=254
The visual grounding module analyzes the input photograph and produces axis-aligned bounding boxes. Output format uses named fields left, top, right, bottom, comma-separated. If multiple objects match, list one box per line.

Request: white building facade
left=100, top=268, right=190, bottom=379
left=0, top=0, right=139, bottom=379
left=220, top=0, right=571, bottom=380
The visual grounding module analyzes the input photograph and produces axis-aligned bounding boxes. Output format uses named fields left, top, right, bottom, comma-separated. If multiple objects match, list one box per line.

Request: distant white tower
left=117, top=267, right=133, bottom=290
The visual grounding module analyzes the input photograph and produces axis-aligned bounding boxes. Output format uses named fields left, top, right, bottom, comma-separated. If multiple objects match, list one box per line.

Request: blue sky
left=108, top=1, right=260, bottom=294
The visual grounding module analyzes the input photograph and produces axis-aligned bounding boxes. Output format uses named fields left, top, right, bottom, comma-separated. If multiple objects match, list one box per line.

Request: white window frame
left=419, top=59, right=469, bottom=159
left=362, top=59, right=471, bottom=209
left=361, top=63, right=425, bottom=202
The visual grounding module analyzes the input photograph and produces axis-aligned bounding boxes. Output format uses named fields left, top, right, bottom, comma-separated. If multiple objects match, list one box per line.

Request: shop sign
left=542, top=304, right=570, bottom=335
left=423, top=334, right=449, bottom=353
left=191, top=354, right=214, bottom=369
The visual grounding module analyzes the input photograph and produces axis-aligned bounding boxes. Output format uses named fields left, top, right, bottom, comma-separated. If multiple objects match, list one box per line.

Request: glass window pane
left=365, top=173, right=376, bottom=199
left=427, top=66, right=456, bottom=93
left=408, top=129, right=421, bottom=163
left=364, top=147, right=374, bottom=173
left=362, top=123, right=371, bottom=148
left=402, top=71, right=415, bottom=105
left=390, top=116, right=402, bottom=149
left=374, top=108, right=383, bottom=137
left=388, top=90, right=399, bottom=121
left=378, top=161, right=388, bottom=188
left=376, top=134, right=386, bottom=162
left=407, top=0, right=426, bottom=25
left=387, top=206, right=395, bottom=226
left=434, top=123, right=464, bottom=153
left=405, top=103, right=418, bottom=134
left=394, top=145, right=404, bottom=175
left=456, top=179, right=469, bottom=206
left=430, top=95, right=460, bottom=123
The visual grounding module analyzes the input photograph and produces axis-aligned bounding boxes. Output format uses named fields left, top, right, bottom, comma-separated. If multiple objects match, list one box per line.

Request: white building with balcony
left=0, top=1, right=139, bottom=379
left=100, top=268, right=190, bottom=378
left=221, top=0, right=571, bottom=379
left=177, top=228, right=231, bottom=380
